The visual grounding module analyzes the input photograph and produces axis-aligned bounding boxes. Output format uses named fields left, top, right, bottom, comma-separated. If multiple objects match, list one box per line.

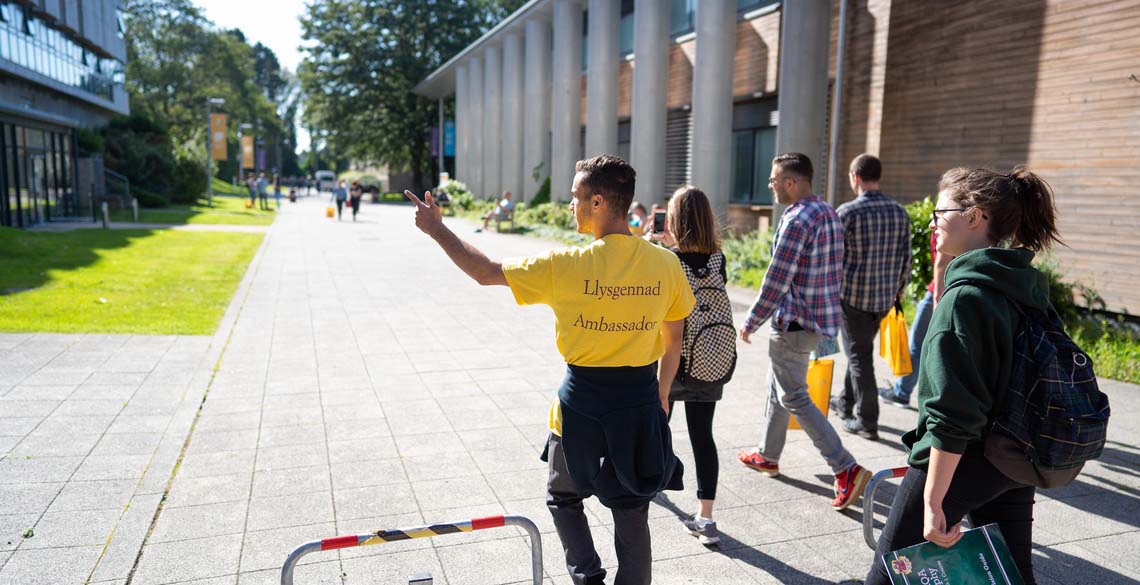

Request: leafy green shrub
left=517, top=202, right=575, bottom=231
left=723, top=230, right=773, bottom=289
left=903, top=197, right=935, bottom=300
left=102, top=114, right=176, bottom=200
left=1070, top=318, right=1140, bottom=384
left=133, top=186, right=170, bottom=208
left=437, top=179, right=475, bottom=210
left=77, top=127, right=104, bottom=155
left=170, top=157, right=206, bottom=204
left=531, top=176, right=551, bottom=205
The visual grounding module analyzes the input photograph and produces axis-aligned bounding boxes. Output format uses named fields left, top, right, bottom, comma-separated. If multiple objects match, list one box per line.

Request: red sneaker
left=832, top=464, right=871, bottom=510
left=738, top=451, right=780, bottom=477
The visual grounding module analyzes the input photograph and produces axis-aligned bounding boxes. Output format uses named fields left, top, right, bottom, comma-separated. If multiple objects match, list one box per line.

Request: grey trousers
left=546, top=434, right=652, bottom=585
left=758, top=327, right=856, bottom=474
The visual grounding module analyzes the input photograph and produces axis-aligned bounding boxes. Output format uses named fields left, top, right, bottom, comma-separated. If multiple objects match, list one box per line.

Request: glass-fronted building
left=0, top=0, right=127, bottom=228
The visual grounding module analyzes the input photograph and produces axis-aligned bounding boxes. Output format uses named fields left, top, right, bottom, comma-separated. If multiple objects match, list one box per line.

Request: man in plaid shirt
left=834, top=154, right=912, bottom=441
left=737, top=153, right=871, bottom=511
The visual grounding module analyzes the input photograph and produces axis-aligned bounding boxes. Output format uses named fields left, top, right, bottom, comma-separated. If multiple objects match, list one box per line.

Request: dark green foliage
left=132, top=186, right=170, bottom=208
left=299, top=0, right=519, bottom=191
left=171, top=158, right=206, bottom=204
left=77, top=128, right=105, bottom=155
left=903, top=197, right=935, bottom=301
left=101, top=114, right=176, bottom=201
left=531, top=176, right=551, bottom=205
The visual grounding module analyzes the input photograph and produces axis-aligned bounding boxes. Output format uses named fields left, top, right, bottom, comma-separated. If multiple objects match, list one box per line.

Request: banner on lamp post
left=210, top=114, right=227, bottom=161
left=241, top=135, right=254, bottom=169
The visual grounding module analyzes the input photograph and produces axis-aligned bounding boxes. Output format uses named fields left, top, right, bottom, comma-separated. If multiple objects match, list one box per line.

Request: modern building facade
left=0, top=0, right=127, bottom=228
left=414, top=0, right=1140, bottom=315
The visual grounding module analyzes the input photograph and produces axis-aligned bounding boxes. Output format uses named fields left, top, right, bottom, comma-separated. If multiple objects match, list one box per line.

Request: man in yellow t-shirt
left=405, top=155, right=694, bottom=585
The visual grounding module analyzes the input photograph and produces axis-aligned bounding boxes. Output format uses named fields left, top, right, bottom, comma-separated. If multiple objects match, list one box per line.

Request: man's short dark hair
left=850, top=153, right=882, bottom=182
left=773, top=152, right=813, bottom=183
left=575, top=155, right=637, bottom=216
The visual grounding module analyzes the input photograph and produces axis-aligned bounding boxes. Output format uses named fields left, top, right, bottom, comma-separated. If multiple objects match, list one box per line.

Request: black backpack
left=946, top=280, right=1111, bottom=488
left=676, top=252, right=737, bottom=390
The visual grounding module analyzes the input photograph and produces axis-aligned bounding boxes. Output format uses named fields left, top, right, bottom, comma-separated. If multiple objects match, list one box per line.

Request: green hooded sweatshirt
left=902, top=247, right=1051, bottom=467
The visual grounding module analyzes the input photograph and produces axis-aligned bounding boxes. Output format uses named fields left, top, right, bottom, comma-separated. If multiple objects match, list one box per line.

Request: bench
left=494, top=207, right=515, bottom=232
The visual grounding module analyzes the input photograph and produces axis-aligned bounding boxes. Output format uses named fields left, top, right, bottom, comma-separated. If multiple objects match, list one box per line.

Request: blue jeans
left=891, top=290, right=934, bottom=401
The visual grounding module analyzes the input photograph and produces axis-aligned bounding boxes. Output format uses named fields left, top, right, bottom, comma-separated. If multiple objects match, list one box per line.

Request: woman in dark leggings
left=349, top=180, right=363, bottom=221
left=864, top=167, right=1064, bottom=585
left=652, top=185, right=733, bottom=546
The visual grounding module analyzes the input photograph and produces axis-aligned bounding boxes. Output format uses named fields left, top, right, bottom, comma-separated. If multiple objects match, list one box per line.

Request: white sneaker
left=681, top=514, right=720, bottom=545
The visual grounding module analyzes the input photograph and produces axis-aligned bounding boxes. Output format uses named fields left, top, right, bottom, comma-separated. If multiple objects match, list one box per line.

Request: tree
left=299, top=0, right=507, bottom=190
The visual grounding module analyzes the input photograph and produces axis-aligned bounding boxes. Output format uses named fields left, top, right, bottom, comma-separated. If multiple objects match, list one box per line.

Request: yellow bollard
left=790, top=358, right=833, bottom=430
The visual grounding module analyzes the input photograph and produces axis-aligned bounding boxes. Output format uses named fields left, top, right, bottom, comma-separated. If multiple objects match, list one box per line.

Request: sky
left=193, top=0, right=312, bottom=151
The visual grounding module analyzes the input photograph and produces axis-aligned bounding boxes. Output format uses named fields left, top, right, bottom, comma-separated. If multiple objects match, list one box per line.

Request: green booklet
left=882, top=523, right=1025, bottom=585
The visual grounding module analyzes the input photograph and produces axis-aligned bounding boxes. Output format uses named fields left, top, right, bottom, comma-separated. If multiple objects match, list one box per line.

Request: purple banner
left=429, top=127, right=440, bottom=158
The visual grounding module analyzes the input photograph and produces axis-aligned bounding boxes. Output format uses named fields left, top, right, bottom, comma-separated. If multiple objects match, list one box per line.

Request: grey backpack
left=677, top=252, right=737, bottom=390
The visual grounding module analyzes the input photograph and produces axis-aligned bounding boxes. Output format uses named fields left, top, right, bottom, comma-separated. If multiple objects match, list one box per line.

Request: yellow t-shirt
left=503, top=234, right=696, bottom=435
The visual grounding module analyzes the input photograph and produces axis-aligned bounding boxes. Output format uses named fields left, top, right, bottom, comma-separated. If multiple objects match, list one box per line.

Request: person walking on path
left=404, top=155, right=695, bottom=585
left=349, top=180, right=364, bottom=221
left=880, top=232, right=947, bottom=408
left=256, top=172, right=269, bottom=211
left=246, top=173, right=257, bottom=208
left=649, top=185, right=735, bottom=545
left=736, top=152, right=872, bottom=511
left=832, top=154, right=912, bottom=441
left=273, top=174, right=282, bottom=210
left=863, top=167, right=1065, bottom=585
left=332, top=180, right=347, bottom=221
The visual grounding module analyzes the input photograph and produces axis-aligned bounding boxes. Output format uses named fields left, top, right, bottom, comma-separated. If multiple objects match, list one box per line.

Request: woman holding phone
left=649, top=185, right=734, bottom=545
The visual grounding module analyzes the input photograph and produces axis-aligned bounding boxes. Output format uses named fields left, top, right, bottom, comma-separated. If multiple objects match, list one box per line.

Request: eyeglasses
left=932, top=207, right=970, bottom=223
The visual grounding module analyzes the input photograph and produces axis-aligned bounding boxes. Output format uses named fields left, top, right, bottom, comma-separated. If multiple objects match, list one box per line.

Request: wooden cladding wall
left=867, top=0, right=1140, bottom=314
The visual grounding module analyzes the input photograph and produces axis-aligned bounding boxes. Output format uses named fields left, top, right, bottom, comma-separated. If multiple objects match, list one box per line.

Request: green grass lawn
left=110, top=195, right=275, bottom=226
left=0, top=227, right=263, bottom=335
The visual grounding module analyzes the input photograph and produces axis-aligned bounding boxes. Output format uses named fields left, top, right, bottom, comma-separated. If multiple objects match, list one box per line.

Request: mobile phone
left=653, top=210, right=666, bottom=233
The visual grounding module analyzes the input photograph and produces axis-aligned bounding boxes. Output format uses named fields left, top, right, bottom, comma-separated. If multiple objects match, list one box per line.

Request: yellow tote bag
left=790, top=359, right=834, bottom=430
left=879, top=304, right=913, bottom=377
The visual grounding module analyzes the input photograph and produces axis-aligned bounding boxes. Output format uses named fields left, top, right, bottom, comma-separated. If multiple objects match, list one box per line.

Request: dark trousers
left=335, top=200, right=344, bottom=220
left=865, top=450, right=1037, bottom=585
left=839, top=302, right=888, bottom=429
left=258, top=192, right=268, bottom=210
left=668, top=401, right=718, bottom=501
left=546, top=434, right=651, bottom=585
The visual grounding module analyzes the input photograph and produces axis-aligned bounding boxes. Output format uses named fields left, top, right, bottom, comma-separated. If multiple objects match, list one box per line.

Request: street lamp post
left=206, top=97, right=225, bottom=207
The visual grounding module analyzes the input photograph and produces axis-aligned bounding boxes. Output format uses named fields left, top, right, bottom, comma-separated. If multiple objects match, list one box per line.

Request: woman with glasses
left=864, top=166, right=1063, bottom=585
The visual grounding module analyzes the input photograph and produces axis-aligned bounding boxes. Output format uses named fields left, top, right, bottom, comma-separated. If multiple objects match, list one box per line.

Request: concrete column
left=551, top=0, right=584, bottom=201
left=468, top=56, right=484, bottom=197
left=585, top=0, right=620, bottom=158
left=773, top=0, right=831, bottom=220
left=690, top=0, right=737, bottom=216
left=630, top=0, right=670, bottom=204
left=501, top=33, right=524, bottom=201
left=455, top=64, right=468, bottom=186
left=524, top=18, right=552, bottom=202
left=483, top=47, right=502, bottom=199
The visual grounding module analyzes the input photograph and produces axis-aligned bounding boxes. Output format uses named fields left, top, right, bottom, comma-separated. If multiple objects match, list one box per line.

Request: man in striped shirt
left=834, top=154, right=912, bottom=441
left=737, top=152, right=871, bottom=511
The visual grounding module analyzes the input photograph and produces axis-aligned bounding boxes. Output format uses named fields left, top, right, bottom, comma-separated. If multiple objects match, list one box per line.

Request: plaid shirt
left=743, top=195, right=844, bottom=338
left=836, top=190, right=912, bottom=312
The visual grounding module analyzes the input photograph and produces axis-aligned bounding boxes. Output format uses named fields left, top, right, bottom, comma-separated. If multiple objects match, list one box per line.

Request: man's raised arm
left=405, top=190, right=508, bottom=287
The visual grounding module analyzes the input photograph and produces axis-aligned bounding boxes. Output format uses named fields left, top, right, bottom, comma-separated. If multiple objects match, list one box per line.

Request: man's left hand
left=404, top=190, right=444, bottom=236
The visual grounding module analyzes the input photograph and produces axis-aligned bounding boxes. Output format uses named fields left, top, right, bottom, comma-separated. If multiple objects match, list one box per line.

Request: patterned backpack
left=947, top=280, right=1111, bottom=488
left=676, top=252, right=737, bottom=390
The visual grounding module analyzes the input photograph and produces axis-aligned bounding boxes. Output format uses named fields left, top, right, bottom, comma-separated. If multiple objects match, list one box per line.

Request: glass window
left=0, top=27, right=9, bottom=60
left=731, top=131, right=754, bottom=203
left=751, top=127, right=776, bottom=204
left=670, top=0, right=694, bottom=37
left=620, top=11, right=634, bottom=56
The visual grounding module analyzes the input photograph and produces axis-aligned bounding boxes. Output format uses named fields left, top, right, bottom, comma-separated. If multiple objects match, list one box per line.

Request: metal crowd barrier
left=862, top=466, right=909, bottom=550
left=280, top=514, right=543, bottom=585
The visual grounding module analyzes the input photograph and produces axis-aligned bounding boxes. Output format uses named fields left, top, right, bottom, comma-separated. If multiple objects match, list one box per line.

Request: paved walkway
left=1, top=197, right=1138, bottom=584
